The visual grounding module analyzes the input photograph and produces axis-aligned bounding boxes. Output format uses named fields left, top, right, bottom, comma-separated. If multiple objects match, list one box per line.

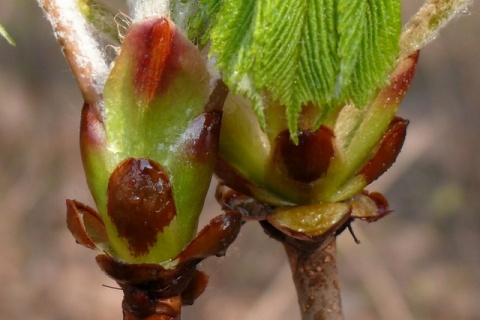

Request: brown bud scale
left=359, top=117, right=408, bottom=184
left=273, top=126, right=335, bottom=183
left=107, top=158, right=176, bottom=257
left=132, top=18, right=173, bottom=103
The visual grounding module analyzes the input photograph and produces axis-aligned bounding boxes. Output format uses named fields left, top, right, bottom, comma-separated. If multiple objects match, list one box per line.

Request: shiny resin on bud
left=107, top=158, right=175, bottom=257
left=359, top=117, right=409, bottom=184
left=273, top=126, right=335, bottom=183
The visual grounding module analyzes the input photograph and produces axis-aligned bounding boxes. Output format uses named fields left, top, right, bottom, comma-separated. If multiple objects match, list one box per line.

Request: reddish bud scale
left=80, top=102, right=106, bottom=152
left=66, top=199, right=108, bottom=250
left=131, top=18, right=173, bottom=103
left=182, top=112, right=222, bottom=163
left=273, top=126, right=335, bottom=183
left=204, top=81, right=229, bottom=113
left=177, top=211, right=243, bottom=260
left=129, top=17, right=208, bottom=105
left=361, top=191, right=390, bottom=221
left=215, top=155, right=259, bottom=199
left=384, top=51, right=420, bottom=104
left=359, top=117, right=408, bottom=184
left=215, top=183, right=272, bottom=221
left=348, top=191, right=391, bottom=222
left=107, top=158, right=176, bottom=257
left=91, top=211, right=242, bottom=318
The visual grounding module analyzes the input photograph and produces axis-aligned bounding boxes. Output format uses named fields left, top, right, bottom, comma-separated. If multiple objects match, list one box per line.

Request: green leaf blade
left=291, top=0, right=338, bottom=137
left=337, top=0, right=367, bottom=92
left=209, top=0, right=401, bottom=140
left=337, top=0, right=401, bottom=106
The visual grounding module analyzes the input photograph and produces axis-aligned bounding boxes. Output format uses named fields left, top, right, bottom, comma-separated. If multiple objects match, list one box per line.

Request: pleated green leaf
left=206, top=0, right=400, bottom=142
left=337, top=0, right=401, bottom=105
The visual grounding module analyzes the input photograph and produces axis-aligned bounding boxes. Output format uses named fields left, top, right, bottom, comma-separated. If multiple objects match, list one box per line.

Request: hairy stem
left=284, top=238, right=343, bottom=320
left=259, top=219, right=343, bottom=320
left=37, top=0, right=108, bottom=104
left=400, top=0, right=473, bottom=59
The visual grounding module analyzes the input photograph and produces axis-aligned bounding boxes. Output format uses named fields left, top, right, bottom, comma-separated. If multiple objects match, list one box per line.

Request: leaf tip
left=0, top=24, right=15, bottom=46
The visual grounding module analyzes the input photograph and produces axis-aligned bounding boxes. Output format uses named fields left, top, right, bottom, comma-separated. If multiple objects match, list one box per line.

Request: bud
left=75, top=17, right=232, bottom=264
left=216, top=52, right=419, bottom=239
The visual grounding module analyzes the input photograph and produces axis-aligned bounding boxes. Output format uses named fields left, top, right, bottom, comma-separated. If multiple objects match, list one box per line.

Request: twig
left=37, top=0, right=108, bottom=104
left=400, top=0, right=473, bottom=59
left=283, top=238, right=343, bottom=320
left=122, top=294, right=182, bottom=320
left=259, top=219, right=343, bottom=320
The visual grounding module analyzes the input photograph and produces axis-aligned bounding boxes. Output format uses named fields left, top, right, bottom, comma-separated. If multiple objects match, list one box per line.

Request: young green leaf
left=337, top=0, right=400, bottom=106
left=187, top=0, right=223, bottom=47
left=77, top=0, right=121, bottom=43
left=0, top=24, right=15, bottom=46
left=208, top=0, right=401, bottom=141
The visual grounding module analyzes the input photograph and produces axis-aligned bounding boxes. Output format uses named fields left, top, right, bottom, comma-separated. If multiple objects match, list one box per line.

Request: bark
left=283, top=238, right=343, bottom=320
left=259, top=220, right=343, bottom=320
left=122, top=291, right=182, bottom=320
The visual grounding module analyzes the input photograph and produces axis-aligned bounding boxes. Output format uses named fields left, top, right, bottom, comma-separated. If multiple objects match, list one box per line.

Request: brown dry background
left=1, top=1, right=479, bottom=319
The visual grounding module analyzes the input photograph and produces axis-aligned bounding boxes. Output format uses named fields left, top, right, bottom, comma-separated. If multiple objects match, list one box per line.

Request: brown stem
left=121, top=288, right=182, bottom=320
left=283, top=238, right=343, bottom=320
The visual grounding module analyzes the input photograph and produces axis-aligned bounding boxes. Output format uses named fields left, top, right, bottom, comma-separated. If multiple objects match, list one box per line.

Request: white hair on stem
left=37, top=0, right=109, bottom=104
left=127, top=0, right=171, bottom=21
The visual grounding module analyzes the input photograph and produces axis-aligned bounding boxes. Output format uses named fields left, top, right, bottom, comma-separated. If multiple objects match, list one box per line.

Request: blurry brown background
left=1, top=1, right=479, bottom=319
